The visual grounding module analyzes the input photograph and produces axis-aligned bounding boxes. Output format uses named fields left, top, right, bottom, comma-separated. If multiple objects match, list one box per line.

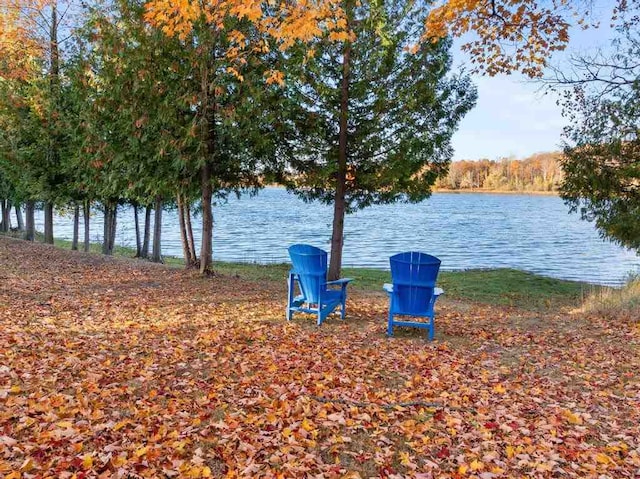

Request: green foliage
left=0, top=61, right=40, bottom=203
left=560, top=30, right=640, bottom=252
left=562, top=138, right=640, bottom=251
left=64, top=0, right=193, bottom=206
left=280, top=0, right=477, bottom=212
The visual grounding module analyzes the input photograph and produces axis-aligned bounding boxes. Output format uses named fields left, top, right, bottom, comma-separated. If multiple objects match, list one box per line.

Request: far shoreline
left=433, top=188, right=558, bottom=196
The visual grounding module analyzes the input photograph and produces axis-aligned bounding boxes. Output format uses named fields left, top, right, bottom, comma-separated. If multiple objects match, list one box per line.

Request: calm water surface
left=35, top=188, right=639, bottom=285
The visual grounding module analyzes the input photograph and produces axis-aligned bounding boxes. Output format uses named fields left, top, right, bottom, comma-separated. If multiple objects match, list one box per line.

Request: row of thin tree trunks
left=102, top=203, right=160, bottom=261
left=3, top=199, right=199, bottom=267
left=131, top=197, right=197, bottom=266
left=177, top=192, right=198, bottom=268
left=0, top=200, right=22, bottom=232
left=69, top=201, right=91, bottom=252
left=1, top=200, right=56, bottom=245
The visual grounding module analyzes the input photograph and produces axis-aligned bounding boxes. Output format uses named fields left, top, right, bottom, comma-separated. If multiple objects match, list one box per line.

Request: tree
left=0, top=1, right=81, bottom=245
left=281, top=0, right=476, bottom=279
left=0, top=3, right=43, bottom=241
left=65, top=0, right=191, bottom=259
left=558, top=25, right=640, bottom=251
left=144, top=0, right=349, bottom=274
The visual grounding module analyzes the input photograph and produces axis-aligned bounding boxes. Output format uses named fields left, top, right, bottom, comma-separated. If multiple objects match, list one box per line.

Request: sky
left=450, top=4, right=617, bottom=161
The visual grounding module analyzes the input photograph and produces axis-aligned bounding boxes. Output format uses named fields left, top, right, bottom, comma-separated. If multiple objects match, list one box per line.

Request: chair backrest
left=390, top=252, right=441, bottom=315
left=289, top=244, right=327, bottom=303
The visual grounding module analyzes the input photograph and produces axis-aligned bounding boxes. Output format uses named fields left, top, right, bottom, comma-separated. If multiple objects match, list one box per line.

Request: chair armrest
left=325, top=278, right=353, bottom=286
left=384, top=284, right=444, bottom=296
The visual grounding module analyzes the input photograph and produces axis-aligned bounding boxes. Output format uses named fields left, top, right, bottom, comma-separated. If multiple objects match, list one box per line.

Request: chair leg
left=428, top=316, right=435, bottom=341
left=286, top=273, right=295, bottom=321
left=340, top=286, right=347, bottom=320
left=387, top=312, right=394, bottom=336
left=317, top=289, right=323, bottom=326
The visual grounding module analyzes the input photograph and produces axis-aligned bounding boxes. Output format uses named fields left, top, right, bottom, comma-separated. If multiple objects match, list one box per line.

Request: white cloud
left=452, top=74, right=566, bottom=159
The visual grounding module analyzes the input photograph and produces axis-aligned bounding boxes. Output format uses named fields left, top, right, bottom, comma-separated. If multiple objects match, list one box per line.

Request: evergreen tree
left=281, top=0, right=477, bottom=278
left=560, top=27, right=640, bottom=251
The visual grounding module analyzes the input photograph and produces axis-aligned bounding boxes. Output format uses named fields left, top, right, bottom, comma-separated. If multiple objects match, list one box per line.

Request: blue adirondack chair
left=383, top=252, right=444, bottom=340
left=287, top=244, right=353, bottom=325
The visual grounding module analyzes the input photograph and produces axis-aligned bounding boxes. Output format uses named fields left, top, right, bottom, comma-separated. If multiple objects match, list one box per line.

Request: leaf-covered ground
left=1, top=236, right=639, bottom=478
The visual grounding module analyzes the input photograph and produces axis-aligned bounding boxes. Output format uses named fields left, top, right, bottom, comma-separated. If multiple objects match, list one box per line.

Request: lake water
left=34, top=188, right=639, bottom=285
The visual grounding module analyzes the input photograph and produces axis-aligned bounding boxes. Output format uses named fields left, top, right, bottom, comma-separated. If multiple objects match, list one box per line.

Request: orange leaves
left=423, top=0, right=581, bottom=77
left=561, top=409, right=583, bottom=425
left=265, top=69, right=285, bottom=87
left=143, top=0, right=202, bottom=40
left=492, top=383, right=506, bottom=394
left=133, top=445, right=149, bottom=458
left=82, top=453, right=93, bottom=469
left=113, top=419, right=130, bottom=431
left=595, top=452, right=615, bottom=465
left=226, top=67, right=244, bottom=82
left=141, top=0, right=349, bottom=94
left=143, top=0, right=349, bottom=53
left=0, top=6, right=41, bottom=81
left=19, top=457, right=35, bottom=473
left=228, top=1, right=262, bottom=24
left=328, top=30, right=352, bottom=42
left=1, top=237, right=640, bottom=476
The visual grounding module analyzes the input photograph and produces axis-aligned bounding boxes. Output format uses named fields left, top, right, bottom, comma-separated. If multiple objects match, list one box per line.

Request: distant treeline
left=436, top=152, right=562, bottom=192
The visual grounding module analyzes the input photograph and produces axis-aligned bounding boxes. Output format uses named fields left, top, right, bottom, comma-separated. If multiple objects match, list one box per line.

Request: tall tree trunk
left=177, top=193, right=191, bottom=267
left=71, top=204, right=79, bottom=250
left=0, top=200, right=8, bottom=232
left=185, top=199, right=197, bottom=265
left=15, top=204, right=24, bottom=231
left=141, top=205, right=151, bottom=258
left=200, top=164, right=213, bottom=274
left=102, top=203, right=117, bottom=255
left=49, top=3, right=59, bottom=97
left=328, top=37, right=352, bottom=281
left=43, top=202, right=54, bottom=244
left=46, top=3, right=59, bottom=237
left=25, top=200, right=35, bottom=241
left=102, top=205, right=111, bottom=255
left=83, top=200, right=90, bottom=252
left=151, top=196, right=163, bottom=263
left=199, top=42, right=216, bottom=275
left=5, top=200, right=11, bottom=231
left=5, top=200, right=12, bottom=231
left=109, top=205, right=117, bottom=253
left=133, top=204, right=141, bottom=257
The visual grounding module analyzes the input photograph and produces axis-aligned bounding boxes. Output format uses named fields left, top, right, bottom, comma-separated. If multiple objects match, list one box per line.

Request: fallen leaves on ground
left=0, top=236, right=639, bottom=478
